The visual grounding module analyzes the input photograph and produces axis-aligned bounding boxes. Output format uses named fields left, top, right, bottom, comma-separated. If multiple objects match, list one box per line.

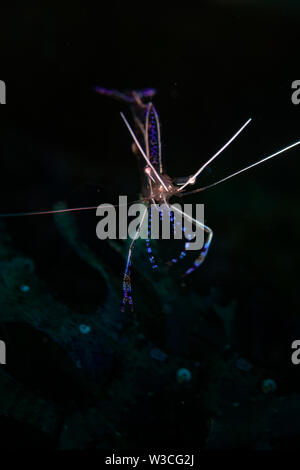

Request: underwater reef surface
left=0, top=195, right=300, bottom=450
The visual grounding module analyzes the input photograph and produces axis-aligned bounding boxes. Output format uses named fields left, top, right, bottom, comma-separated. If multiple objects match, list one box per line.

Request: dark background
left=0, top=1, right=300, bottom=450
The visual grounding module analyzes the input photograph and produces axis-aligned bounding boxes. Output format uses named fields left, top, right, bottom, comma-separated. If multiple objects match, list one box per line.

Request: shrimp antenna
left=179, top=118, right=252, bottom=191
left=182, top=139, right=300, bottom=196
left=0, top=200, right=143, bottom=218
left=120, top=112, right=169, bottom=192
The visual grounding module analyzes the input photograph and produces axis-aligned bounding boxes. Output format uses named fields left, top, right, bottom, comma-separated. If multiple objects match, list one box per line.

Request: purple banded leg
left=145, top=209, right=159, bottom=270
left=122, top=272, right=133, bottom=311
left=166, top=210, right=188, bottom=265
left=121, top=207, right=148, bottom=311
left=183, top=224, right=213, bottom=276
left=168, top=205, right=213, bottom=276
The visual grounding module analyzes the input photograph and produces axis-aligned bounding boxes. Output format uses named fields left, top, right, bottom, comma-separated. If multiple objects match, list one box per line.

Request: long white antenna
left=184, top=139, right=300, bottom=194
left=179, top=118, right=252, bottom=192
left=120, top=112, right=168, bottom=192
